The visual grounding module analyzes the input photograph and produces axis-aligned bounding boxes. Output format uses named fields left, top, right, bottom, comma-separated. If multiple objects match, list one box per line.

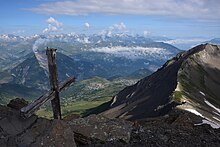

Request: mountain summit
left=97, top=44, right=220, bottom=126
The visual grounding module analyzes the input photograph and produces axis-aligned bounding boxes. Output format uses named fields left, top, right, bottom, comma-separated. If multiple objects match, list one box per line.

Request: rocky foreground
left=0, top=98, right=220, bottom=147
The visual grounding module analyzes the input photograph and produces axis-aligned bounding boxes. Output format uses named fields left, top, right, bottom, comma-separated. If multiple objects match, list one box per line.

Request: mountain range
left=0, top=33, right=182, bottom=103
left=205, top=38, right=220, bottom=45
left=0, top=33, right=181, bottom=72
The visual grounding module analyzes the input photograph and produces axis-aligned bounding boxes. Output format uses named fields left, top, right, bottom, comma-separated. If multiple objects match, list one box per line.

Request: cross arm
left=20, top=77, right=76, bottom=119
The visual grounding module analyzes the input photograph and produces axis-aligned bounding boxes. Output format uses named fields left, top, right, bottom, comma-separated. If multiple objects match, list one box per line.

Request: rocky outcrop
left=0, top=103, right=76, bottom=147
left=30, top=119, right=76, bottom=147
left=85, top=110, right=220, bottom=147
left=75, top=109, right=220, bottom=147
left=127, top=110, right=220, bottom=147
left=1, top=99, right=220, bottom=146
left=7, top=98, right=28, bottom=110
left=68, top=114, right=133, bottom=144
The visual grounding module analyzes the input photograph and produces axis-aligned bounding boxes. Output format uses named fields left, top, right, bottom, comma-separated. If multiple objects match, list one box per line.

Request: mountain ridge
left=94, top=44, right=220, bottom=127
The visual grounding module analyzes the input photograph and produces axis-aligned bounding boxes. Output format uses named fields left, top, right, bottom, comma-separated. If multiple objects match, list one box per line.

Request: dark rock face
left=0, top=99, right=220, bottom=146
left=128, top=110, right=215, bottom=147
left=0, top=104, right=76, bottom=147
left=86, top=110, right=220, bottom=147
left=128, top=121, right=220, bottom=147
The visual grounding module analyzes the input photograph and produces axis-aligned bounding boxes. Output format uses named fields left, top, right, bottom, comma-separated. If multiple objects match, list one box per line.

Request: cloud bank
left=28, top=0, right=220, bottom=20
left=90, top=46, right=172, bottom=60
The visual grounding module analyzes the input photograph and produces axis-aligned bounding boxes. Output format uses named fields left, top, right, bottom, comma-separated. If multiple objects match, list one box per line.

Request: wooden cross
left=20, top=48, right=75, bottom=119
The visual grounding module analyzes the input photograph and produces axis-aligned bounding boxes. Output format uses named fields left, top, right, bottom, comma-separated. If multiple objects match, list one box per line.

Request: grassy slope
left=0, top=74, right=139, bottom=119
left=36, top=97, right=112, bottom=119
left=0, top=83, right=44, bottom=104
left=60, top=76, right=138, bottom=102
left=37, top=76, right=139, bottom=118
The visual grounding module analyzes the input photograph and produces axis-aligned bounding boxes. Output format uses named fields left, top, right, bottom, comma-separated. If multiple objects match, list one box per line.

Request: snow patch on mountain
left=204, top=99, right=220, bottom=113
left=0, top=35, right=17, bottom=41
left=195, top=119, right=220, bottom=129
left=184, top=108, right=220, bottom=129
left=90, top=46, right=172, bottom=60
left=199, top=91, right=205, bottom=96
left=185, top=108, right=203, bottom=117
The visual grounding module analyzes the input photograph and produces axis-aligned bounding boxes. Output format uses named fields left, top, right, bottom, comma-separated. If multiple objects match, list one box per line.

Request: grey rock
left=69, top=114, right=133, bottom=143
left=0, top=100, right=77, bottom=147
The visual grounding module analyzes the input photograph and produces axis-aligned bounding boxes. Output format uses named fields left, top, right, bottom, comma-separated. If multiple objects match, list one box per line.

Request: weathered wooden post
left=46, top=48, right=62, bottom=119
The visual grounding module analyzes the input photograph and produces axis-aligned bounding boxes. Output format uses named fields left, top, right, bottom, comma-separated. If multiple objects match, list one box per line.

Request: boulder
left=30, top=119, right=76, bottom=147
left=0, top=100, right=77, bottom=147
left=7, top=98, right=28, bottom=110
left=68, top=114, right=133, bottom=144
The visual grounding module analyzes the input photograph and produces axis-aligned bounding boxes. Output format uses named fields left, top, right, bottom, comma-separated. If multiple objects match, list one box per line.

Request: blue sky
left=0, top=0, right=220, bottom=38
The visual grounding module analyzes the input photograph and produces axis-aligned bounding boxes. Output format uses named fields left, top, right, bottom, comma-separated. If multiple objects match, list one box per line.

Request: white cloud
left=43, top=17, right=63, bottom=33
left=143, top=31, right=150, bottom=37
left=28, top=0, right=220, bottom=20
left=110, top=22, right=127, bottom=31
left=46, top=17, right=63, bottom=27
left=84, top=22, right=90, bottom=28
left=99, top=22, right=127, bottom=37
